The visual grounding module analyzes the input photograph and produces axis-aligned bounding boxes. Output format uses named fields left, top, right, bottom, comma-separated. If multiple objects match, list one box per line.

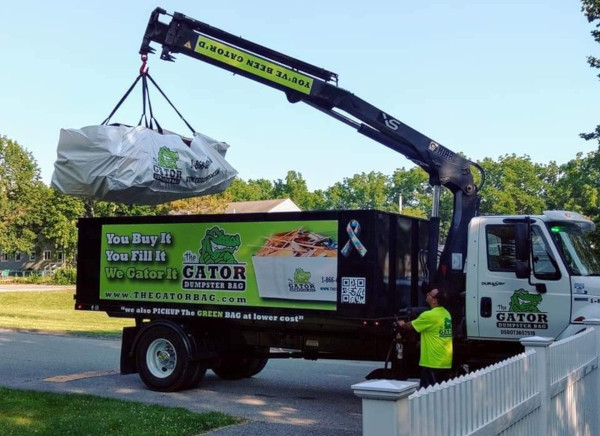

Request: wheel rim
left=146, top=338, right=177, bottom=379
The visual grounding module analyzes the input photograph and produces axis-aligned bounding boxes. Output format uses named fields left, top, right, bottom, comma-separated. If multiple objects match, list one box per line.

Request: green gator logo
left=509, top=289, right=542, bottom=313
left=153, top=146, right=182, bottom=184
left=294, top=268, right=311, bottom=285
left=181, top=226, right=247, bottom=291
left=158, top=146, right=179, bottom=169
left=288, top=267, right=316, bottom=293
left=199, top=226, right=241, bottom=264
left=496, top=288, right=548, bottom=332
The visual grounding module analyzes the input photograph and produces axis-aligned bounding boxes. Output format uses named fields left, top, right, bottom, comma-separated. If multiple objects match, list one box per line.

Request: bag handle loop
left=101, top=56, right=195, bottom=136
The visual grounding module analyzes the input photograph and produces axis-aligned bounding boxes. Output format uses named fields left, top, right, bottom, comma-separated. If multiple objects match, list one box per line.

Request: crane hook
left=140, top=54, right=149, bottom=75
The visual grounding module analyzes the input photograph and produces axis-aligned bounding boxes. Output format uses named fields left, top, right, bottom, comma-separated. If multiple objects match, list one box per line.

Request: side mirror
left=514, top=222, right=530, bottom=279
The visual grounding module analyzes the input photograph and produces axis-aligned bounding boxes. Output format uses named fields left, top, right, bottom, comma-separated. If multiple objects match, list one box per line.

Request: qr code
left=341, top=277, right=366, bottom=304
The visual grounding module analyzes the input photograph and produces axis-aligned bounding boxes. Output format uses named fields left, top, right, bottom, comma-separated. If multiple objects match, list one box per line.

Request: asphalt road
left=0, top=329, right=381, bottom=435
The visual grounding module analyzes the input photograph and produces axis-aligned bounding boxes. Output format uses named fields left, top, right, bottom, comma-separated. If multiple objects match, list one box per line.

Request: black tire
left=136, top=325, right=195, bottom=392
left=182, top=360, right=208, bottom=389
left=249, top=357, right=269, bottom=377
left=212, top=355, right=266, bottom=380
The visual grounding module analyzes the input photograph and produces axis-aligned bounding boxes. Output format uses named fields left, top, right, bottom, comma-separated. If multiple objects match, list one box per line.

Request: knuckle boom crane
left=139, top=7, right=485, bottom=301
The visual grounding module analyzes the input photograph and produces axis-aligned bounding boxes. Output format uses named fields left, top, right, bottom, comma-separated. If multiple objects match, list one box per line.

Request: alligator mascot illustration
left=294, top=268, right=311, bottom=285
left=509, top=289, right=542, bottom=313
left=199, top=226, right=241, bottom=264
left=157, top=146, right=179, bottom=169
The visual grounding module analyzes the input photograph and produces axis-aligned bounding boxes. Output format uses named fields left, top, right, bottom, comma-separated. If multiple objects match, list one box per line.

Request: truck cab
left=466, top=211, right=600, bottom=342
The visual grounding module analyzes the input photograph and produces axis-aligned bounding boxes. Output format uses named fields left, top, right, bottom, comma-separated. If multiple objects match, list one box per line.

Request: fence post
left=521, top=336, right=553, bottom=436
left=352, top=379, right=419, bottom=436
left=583, top=319, right=600, bottom=435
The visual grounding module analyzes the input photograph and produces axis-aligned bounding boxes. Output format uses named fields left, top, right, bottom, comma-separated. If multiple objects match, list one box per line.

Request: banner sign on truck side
left=100, top=221, right=338, bottom=311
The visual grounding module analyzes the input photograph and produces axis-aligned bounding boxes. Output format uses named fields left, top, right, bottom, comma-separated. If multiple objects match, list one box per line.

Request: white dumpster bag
left=51, top=125, right=238, bottom=205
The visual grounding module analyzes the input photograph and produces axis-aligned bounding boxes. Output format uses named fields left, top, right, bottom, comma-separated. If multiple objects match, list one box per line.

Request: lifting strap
left=101, top=72, right=196, bottom=136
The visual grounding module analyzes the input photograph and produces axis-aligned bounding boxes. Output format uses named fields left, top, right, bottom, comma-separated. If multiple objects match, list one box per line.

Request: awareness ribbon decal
left=341, top=219, right=367, bottom=258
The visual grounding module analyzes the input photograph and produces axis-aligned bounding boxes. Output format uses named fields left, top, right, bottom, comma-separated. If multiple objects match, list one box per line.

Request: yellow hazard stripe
left=194, top=35, right=314, bottom=95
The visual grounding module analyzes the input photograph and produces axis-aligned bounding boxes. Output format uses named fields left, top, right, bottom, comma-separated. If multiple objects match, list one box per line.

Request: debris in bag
left=254, top=228, right=338, bottom=258
left=51, top=124, right=238, bottom=206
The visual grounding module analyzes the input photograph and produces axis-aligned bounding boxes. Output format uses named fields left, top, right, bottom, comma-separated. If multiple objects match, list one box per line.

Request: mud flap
left=120, top=326, right=141, bottom=374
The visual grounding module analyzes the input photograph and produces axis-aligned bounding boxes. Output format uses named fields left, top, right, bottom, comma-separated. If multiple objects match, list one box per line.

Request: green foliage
left=38, top=190, right=86, bottom=264
left=273, top=171, right=327, bottom=210
left=390, top=167, right=430, bottom=209
left=547, top=150, right=600, bottom=255
left=582, top=0, right=600, bottom=69
left=324, top=171, right=392, bottom=210
left=85, top=200, right=159, bottom=218
left=478, top=154, right=552, bottom=215
left=546, top=151, right=599, bottom=213
left=52, top=266, right=77, bottom=285
left=226, top=177, right=275, bottom=201
left=0, top=136, right=47, bottom=255
left=22, top=272, right=53, bottom=285
left=158, top=195, right=229, bottom=215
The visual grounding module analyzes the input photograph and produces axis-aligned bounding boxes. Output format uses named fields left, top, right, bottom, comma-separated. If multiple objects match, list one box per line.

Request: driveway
left=0, top=328, right=377, bottom=436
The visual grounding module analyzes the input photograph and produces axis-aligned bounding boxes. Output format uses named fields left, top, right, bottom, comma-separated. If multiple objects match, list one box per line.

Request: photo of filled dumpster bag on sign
left=252, top=227, right=338, bottom=302
left=51, top=71, right=237, bottom=205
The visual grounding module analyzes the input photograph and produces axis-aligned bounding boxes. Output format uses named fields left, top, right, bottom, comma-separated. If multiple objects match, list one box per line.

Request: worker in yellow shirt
left=397, top=286, right=453, bottom=388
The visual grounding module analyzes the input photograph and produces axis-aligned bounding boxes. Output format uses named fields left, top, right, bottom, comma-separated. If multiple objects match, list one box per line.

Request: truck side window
left=532, top=226, right=560, bottom=280
left=486, top=225, right=516, bottom=272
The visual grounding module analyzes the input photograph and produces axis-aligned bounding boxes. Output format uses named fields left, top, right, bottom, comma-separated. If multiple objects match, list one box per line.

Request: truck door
left=475, top=221, right=571, bottom=341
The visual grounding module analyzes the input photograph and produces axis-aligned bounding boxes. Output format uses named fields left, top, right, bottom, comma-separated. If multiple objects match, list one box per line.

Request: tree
left=0, top=136, right=47, bottom=255
left=323, top=171, right=391, bottom=210
left=390, top=167, right=431, bottom=218
left=159, top=195, right=230, bottom=215
left=225, top=178, right=275, bottom=202
left=39, top=190, right=86, bottom=264
left=477, top=154, right=550, bottom=215
left=273, top=171, right=326, bottom=210
left=547, top=150, right=600, bottom=254
left=85, top=200, right=158, bottom=217
left=581, top=0, right=600, bottom=144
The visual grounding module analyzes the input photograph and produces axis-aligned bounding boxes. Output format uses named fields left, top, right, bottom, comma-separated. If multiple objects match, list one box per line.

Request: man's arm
left=397, top=320, right=414, bottom=331
left=400, top=310, right=434, bottom=333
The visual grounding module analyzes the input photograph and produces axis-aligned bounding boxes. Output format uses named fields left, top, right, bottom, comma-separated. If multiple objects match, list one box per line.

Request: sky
left=1, top=0, right=599, bottom=191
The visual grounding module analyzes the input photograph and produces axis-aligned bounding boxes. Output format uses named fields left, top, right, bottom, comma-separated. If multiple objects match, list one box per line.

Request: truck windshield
left=547, top=222, right=600, bottom=276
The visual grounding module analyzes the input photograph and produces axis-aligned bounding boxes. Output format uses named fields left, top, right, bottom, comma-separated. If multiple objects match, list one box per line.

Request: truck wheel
left=212, top=355, right=268, bottom=380
left=136, top=325, right=194, bottom=392
left=249, top=357, right=269, bottom=376
left=183, top=338, right=209, bottom=389
left=184, top=361, right=208, bottom=389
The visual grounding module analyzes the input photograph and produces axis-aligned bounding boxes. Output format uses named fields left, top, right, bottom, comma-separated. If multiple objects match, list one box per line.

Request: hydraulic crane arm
left=139, top=8, right=485, bottom=291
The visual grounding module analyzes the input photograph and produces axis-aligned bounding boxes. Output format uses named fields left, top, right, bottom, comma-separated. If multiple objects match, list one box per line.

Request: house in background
left=225, top=198, right=301, bottom=214
left=1, top=239, right=65, bottom=277
left=169, top=198, right=302, bottom=215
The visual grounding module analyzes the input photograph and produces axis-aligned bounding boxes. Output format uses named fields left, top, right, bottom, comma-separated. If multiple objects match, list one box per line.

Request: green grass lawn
left=0, top=387, right=241, bottom=436
left=0, top=291, right=243, bottom=434
left=0, top=290, right=133, bottom=337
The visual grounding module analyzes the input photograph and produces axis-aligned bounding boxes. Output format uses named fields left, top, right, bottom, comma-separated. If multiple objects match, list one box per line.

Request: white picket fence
left=352, top=320, right=600, bottom=436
